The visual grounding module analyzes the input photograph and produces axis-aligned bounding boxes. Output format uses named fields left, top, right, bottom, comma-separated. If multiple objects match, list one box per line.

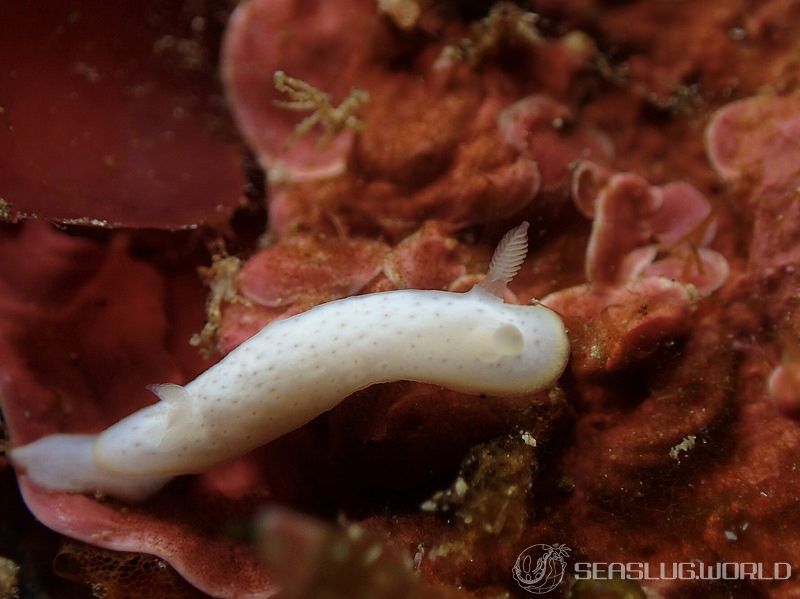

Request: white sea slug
left=11, top=223, right=569, bottom=501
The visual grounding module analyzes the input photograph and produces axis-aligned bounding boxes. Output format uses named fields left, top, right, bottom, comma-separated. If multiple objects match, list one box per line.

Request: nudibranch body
left=11, top=223, right=569, bottom=500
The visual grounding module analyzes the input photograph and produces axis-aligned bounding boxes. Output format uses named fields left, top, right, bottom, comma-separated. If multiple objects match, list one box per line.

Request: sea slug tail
left=478, top=221, right=530, bottom=298
left=9, top=434, right=170, bottom=501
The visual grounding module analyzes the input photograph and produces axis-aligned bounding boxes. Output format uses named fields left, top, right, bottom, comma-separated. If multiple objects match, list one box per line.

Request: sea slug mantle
left=10, top=223, right=569, bottom=500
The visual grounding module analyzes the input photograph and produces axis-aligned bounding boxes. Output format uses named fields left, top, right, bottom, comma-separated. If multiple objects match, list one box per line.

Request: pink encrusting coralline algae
left=542, top=167, right=730, bottom=374
left=4, top=0, right=800, bottom=598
